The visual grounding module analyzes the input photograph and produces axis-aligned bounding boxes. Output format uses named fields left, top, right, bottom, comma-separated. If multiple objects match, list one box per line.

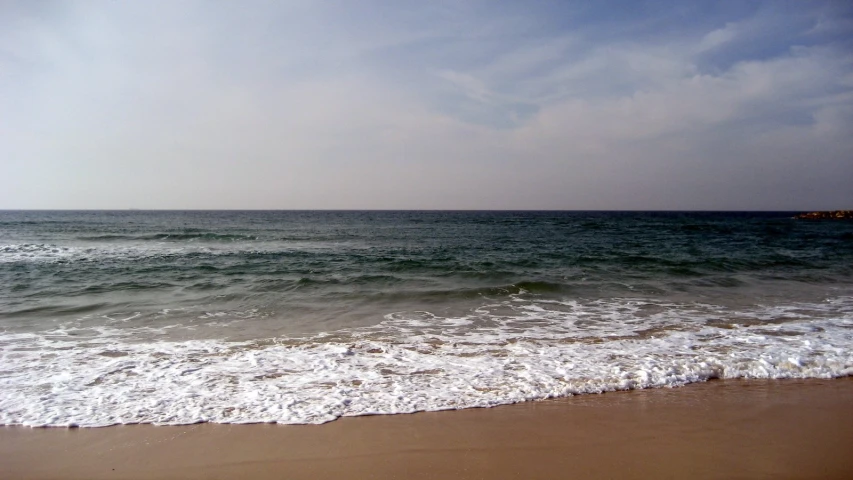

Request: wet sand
left=2, top=378, right=852, bottom=480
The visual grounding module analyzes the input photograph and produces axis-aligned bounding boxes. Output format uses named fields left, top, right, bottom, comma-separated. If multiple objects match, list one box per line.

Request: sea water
left=1, top=210, right=851, bottom=427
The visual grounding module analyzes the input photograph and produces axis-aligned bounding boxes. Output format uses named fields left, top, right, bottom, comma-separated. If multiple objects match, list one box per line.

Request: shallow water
left=1, top=210, right=851, bottom=426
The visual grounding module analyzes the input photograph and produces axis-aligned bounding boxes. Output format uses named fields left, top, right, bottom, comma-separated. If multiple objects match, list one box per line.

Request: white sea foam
left=0, top=243, right=272, bottom=265
left=0, top=241, right=356, bottom=264
left=1, top=297, right=851, bottom=427
left=0, top=243, right=207, bottom=264
left=0, top=244, right=78, bottom=263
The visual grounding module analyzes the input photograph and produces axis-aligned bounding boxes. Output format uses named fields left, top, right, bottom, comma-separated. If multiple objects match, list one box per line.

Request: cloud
left=697, top=23, right=738, bottom=52
left=1, top=1, right=851, bottom=210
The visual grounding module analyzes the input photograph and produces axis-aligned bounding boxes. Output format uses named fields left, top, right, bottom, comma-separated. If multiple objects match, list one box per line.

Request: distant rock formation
left=793, top=210, right=853, bottom=220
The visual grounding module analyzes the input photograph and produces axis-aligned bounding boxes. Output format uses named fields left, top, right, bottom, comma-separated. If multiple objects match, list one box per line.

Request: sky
left=1, top=0, right=852, bottom=210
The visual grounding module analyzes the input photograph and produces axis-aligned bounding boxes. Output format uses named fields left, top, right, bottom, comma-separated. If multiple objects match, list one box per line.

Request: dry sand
left=2, top=378, right=852, bottom=480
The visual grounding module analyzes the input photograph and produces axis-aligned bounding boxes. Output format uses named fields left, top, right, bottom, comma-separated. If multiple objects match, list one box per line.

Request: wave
left=1, top=238, right=847, bottom=283
left=78, top=233, right=259, bottom=242
left=0, top=242, right=357, bottom=265
left=1, top=244, right=74, bottom=260
left=1, top=296, right=851, bottom=427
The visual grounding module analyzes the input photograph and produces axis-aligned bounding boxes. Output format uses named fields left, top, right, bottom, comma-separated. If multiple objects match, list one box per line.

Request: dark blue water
left=1, top=211, right=852, bottom=427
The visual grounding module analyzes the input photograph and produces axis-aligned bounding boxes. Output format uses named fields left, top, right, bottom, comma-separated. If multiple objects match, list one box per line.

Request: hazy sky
left=2, top=1, right=852, bottom=210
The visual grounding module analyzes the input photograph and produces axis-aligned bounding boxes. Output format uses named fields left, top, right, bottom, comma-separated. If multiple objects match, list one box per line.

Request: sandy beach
left=2, top=377, right=852, bottom=480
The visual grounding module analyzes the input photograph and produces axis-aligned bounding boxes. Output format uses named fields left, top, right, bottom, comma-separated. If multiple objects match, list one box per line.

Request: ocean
left=1, top=210, right=851, bottom=427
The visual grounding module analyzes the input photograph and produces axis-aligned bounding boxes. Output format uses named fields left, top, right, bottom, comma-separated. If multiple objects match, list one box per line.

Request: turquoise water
left=1, top=211, right=852, bottom=426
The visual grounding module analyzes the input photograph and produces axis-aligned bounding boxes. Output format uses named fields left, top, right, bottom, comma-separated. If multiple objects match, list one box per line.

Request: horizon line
left=1, top=208, right=845, bottom=213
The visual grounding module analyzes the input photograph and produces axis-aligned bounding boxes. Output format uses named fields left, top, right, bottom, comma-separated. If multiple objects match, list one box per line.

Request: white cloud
left=697, top=22, right=738, bottom=52
left=1, top=1, right=851, bottom=210
left=435, top=70, right=495, bottom=103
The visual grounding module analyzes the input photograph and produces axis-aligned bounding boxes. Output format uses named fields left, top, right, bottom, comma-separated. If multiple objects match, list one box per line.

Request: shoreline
left=3, top=377, right=852, bottom=479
